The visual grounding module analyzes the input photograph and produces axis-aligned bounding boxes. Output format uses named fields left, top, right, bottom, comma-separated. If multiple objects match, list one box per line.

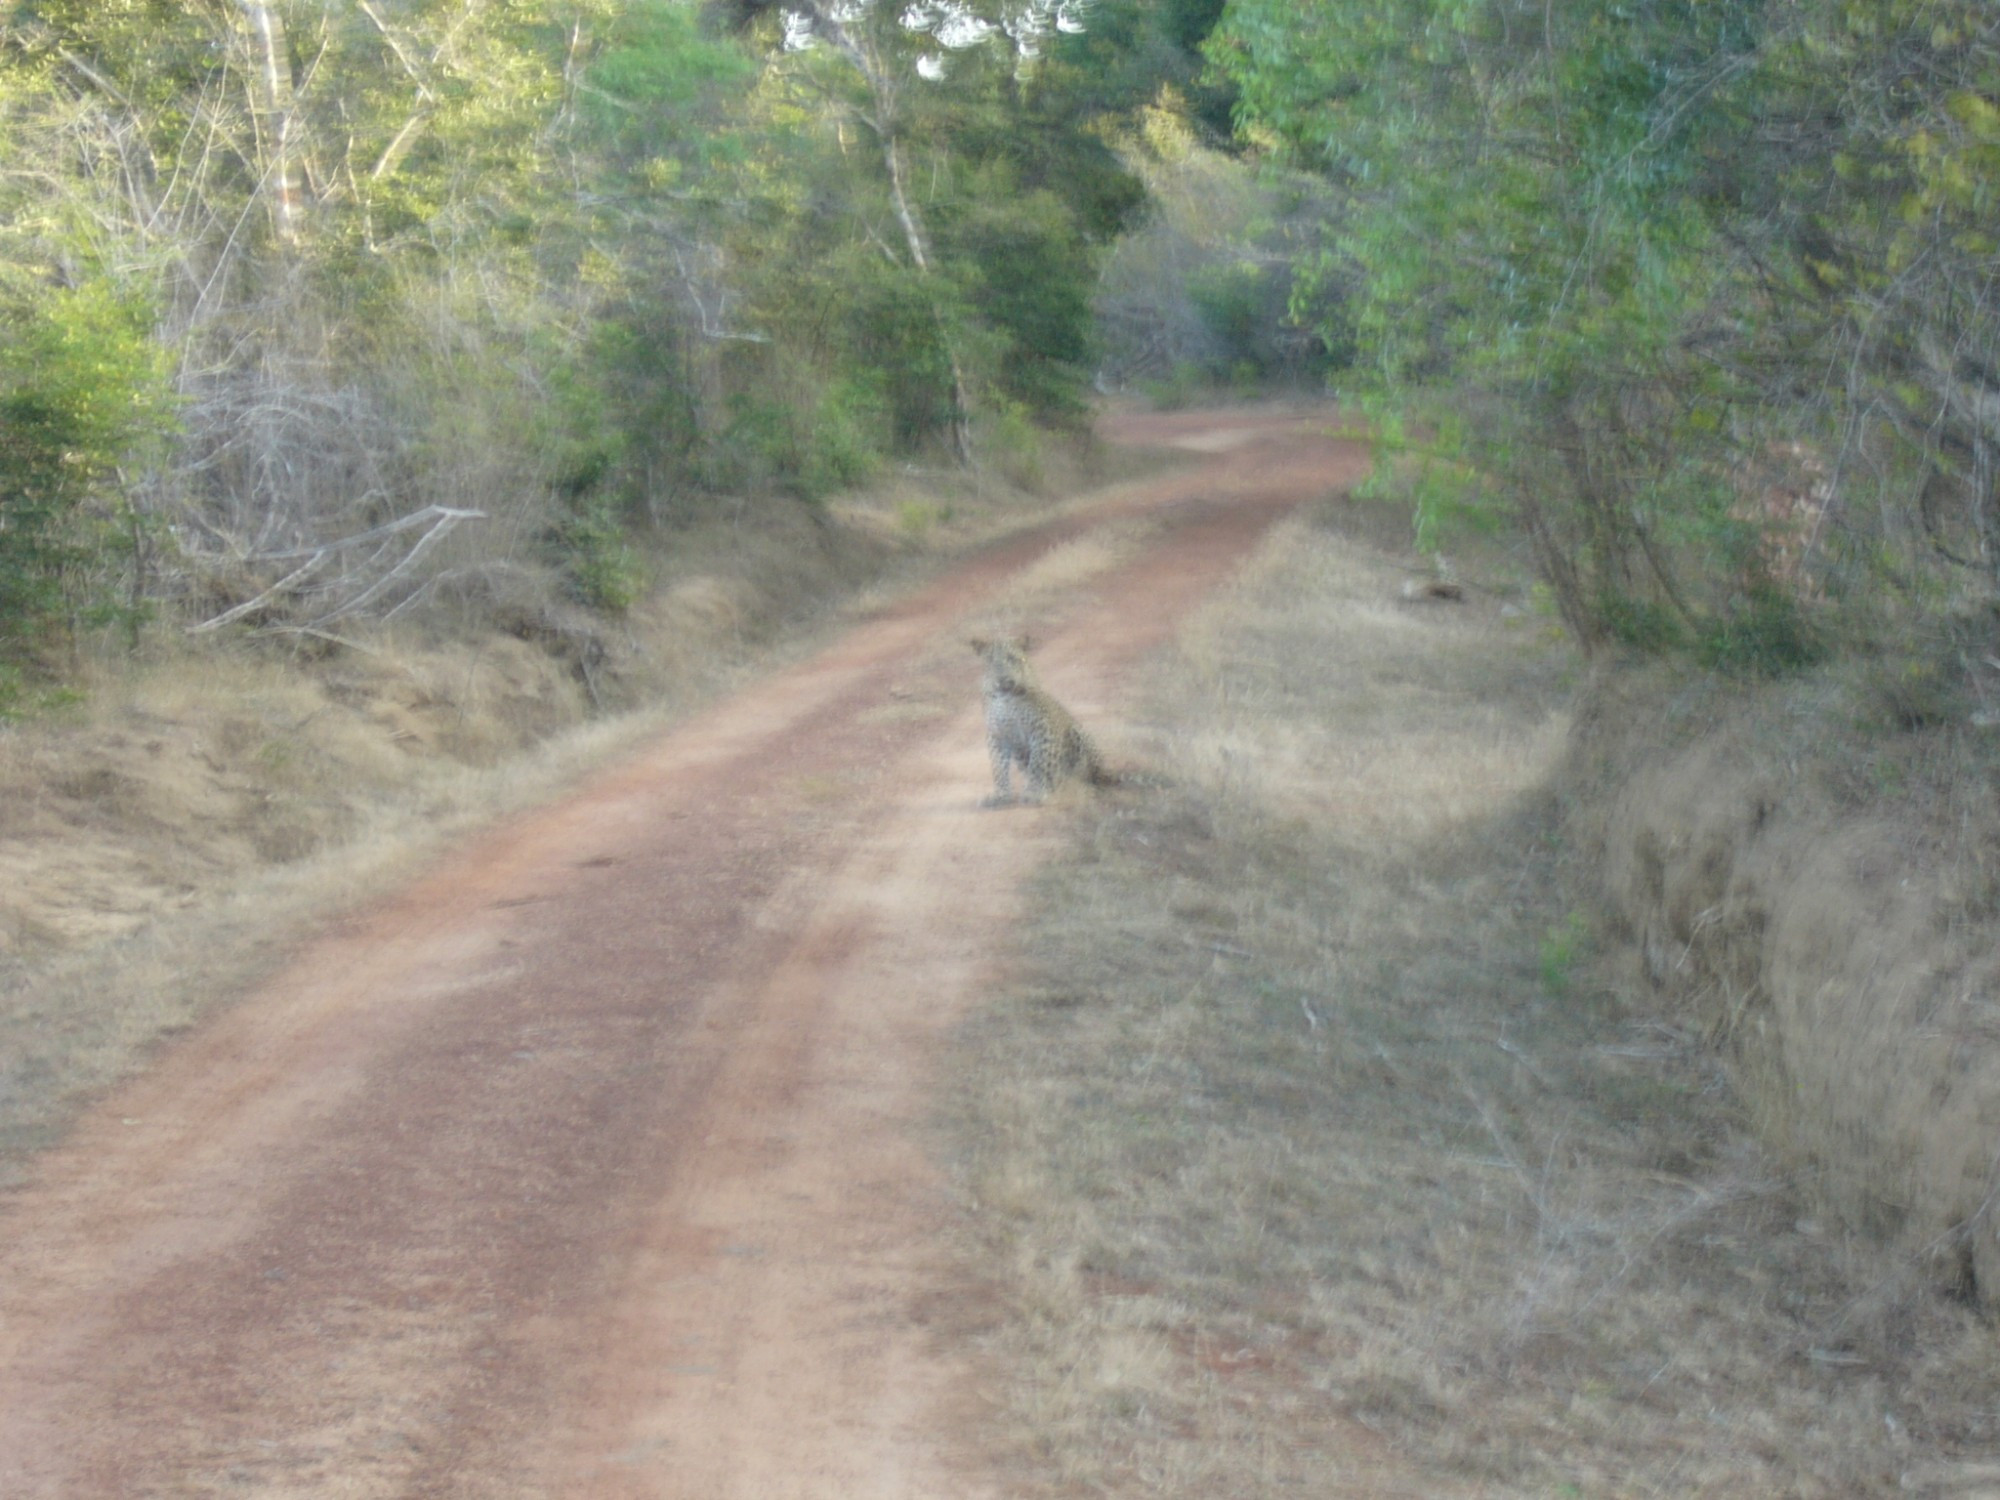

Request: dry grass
left=943, top=491, right=2000, bottom=1498
left=1573, top=648, right=2000, bottom=1312
left=952, top=517, right=1166, bottom=653
left=0, top=703, right=655, bottom=1166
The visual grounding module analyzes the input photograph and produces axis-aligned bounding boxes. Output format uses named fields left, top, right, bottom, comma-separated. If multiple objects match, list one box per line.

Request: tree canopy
left=0, top=0, right=1196, bottom=674
left=1212, top=0, right=2000, bottom=665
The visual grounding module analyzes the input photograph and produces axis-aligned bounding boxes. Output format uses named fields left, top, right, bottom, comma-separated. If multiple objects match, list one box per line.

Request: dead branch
left=309, top=507, right=479, bottom=624
left=186, top=552, right=331, bottom=632
left=185, top=505, right=486, bottom=631
left=203, top=504, right=485, bottom=564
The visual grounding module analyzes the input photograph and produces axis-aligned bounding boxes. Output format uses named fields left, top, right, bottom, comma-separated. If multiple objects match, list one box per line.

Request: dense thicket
left=0, top=0, right=1184, bottom=683
left=1213, top=0, right=2000, bottom=667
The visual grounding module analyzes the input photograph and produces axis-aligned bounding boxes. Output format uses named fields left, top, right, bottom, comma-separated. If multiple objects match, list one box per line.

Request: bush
left=947, top=184, right=1098, bottom=421
left=799, top=379, right=889, bottom=500
left=0, top=281, right=171, bottom=663
left=1187, top=261, right=1268, bottom=371
left=1695, top=585, right=1826, bottom=677
left=1138, top=362, right=1208, bottom=410
left=980, top=399, right=1049, bottom=491
left=555, top=498, right=646, bottom=613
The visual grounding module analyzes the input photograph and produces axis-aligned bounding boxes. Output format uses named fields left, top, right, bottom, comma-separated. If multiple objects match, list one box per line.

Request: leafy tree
left=0, top=1, right=701, bottom=623
left=0, top=0, right=1197, bottom=663
left=715, top=0, right=1155, bottom=457
left=1209, top=0, right=1989, bottom=663
left=1027, top=0, right=1234, bottom=142
left=1092, top=102, right=1343, bottom=392
left=0, top=280, right=171, bottom=662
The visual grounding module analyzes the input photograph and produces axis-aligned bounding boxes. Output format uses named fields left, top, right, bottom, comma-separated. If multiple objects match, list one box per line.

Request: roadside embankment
left=1564, top=654, right=2000, bottom=1301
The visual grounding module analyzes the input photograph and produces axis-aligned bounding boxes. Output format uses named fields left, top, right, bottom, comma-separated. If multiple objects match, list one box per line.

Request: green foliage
left=0, top=279, right=172, bottom=661
left=1539, top=911, right=1591, bottom=999
left=1210, top=0, right=2000, bottom=664
left=702, top=373, right=886, bottom=503
left=1026, top=0, right=1237, bottom=144
left=720, top=2, right=1156, bottom=449
left=946, top=182, right=1099, bottom=421
left=803, top=379, right=890, bottom=497
left=1695, top=585, right=1826, bottom=678
left=1351, top=406, right=1506, bottom=556
left=1408, top=460, right=1497, bottom=557
left=1186, top=262, right=1268, bottom=369
left=0, top=0, right=1208, bottom=676
left=556, top=497, right=647, bottom=613
left=1138, top=362, right=1209, bottom=411
left=980, top=399, right=1049, bottom=491
left=1093, top=108, right=1344, bottom=391
left=830, top=255, right=962, bottom=449
left=893, top=497, right=952, bottom=535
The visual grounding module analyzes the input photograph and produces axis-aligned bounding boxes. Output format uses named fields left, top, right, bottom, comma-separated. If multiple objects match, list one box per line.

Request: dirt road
left=0, top=408, right=1367, bottom=1498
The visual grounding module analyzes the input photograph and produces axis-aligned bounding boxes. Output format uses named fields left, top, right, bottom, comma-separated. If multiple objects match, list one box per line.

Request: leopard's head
left=970, top=634, right=1037, bottom=693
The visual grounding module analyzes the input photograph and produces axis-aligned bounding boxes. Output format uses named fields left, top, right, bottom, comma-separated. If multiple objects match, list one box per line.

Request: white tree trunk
left=880, top=131, right=974, bottom=464
left=238, top=1, right=302, bottom=247
left=797, top=1, right=975, bottom=464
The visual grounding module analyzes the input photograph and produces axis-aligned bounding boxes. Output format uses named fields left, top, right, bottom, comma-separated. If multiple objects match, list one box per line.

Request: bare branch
left=355, top=0, right=438, bottom=104
left=228, top=505, right=488, bottom=564
left=310, top=508, right=480, bottom=623
left=187, top=552, right=332, bottom=632
left=55, top=48, right=135, bottom=110
left=185, top=507, right=488, bottom=632
left=370, top=111, right=432, bottom=182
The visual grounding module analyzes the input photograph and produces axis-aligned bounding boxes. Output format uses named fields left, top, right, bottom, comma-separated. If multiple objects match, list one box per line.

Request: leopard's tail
left=1092, top=762, right=1173, bottom=792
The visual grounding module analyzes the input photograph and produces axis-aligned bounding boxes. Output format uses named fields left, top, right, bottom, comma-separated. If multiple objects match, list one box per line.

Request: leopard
left=970, top=634, right=1111, bottom=807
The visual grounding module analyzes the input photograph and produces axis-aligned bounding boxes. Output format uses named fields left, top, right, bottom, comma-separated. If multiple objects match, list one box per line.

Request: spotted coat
left=971, top=635, right=1108, bottom=806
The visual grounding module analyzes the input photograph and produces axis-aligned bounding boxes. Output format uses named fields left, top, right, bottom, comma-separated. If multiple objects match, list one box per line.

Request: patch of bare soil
left=0, top=405, right=1362, bottom=1495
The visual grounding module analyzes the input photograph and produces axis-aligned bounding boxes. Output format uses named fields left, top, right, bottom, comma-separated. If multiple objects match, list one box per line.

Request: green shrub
left=894, top=498, right=953, bottom=536
left=799, top=379, right=888, bottom=500
left=948, top=184, right=1099, bottom=421
left=1139, top=361, right=1207, bottom=410
left=825, top=254, right=959, bottom=449
left=555, top=498, right=646, bottom=613
left=0, top=280, right=171, bottom=663
left=981, top=399, right=1048, bottom=491
left=1597, top=593, right=1689, bottom=654
left=1696, top=585, right=1825, bottom=677
left=1188, top=261, right=1269, bottom=372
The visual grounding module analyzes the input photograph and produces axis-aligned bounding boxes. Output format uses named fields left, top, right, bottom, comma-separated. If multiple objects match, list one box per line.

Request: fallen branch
left=223, top=504, right=486, bottom=563
left=309, top=507, right=479, bottom=624
left=186, top=505, right=486, bottom=632
left=186, top=551, right=331, bottom=632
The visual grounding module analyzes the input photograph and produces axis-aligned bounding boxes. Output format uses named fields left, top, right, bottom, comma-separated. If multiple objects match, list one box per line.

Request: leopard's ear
left=1016, top=633, right=1037, bottom=653
left=969, top=637, right=989, bottom=654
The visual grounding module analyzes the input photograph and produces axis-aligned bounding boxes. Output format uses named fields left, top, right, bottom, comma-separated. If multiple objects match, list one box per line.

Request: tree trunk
left=879, top=131, right=973, bottom=465
left=237, top=2, right=302, bottom=248
left=796, top=1, right=975, bottom=465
